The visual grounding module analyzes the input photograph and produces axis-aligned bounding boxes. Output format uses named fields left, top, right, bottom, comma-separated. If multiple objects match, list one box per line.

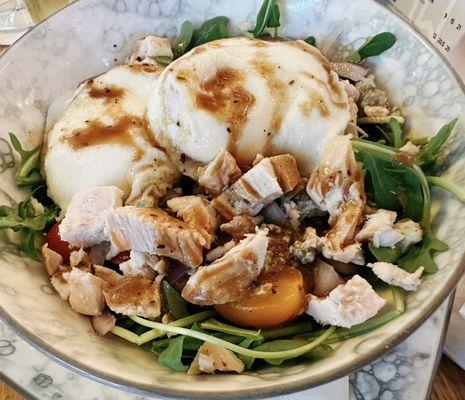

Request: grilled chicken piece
left=197, top=149, right=242, bottom=195
left=188, top=342, right=244, bottom=375
left=306, top=275, right=385, bottom=328
left=356, top=210, right=423, bottom=250
left=119, top=250, right=163, bottom=279
left=182, top=229, right=269, bottom=305
left=42, top=243, right=62, bottom=276
left=368, top=262, right=424, bottom=291
left=63, top=268, right=106, bottom=316
left=128, top=36, right=173, bottom=66
left=60, top=186, right=124, bottom=248
left=307, top=136, right=366, bottom=265
left=394, top=220, right=423, bottom=250
left=103, top=276, right=162, bottom=319
left=50, top=266, right=72, bottom=300
left=93, top=265, right=124, bottom=287
left=91, top=310, right=116, bottom=336
left=167, top=196, right=218, bottom=247
left=205, top=240, right=236, bottom=262
left=104, top=206, right=206, bottom=268
left=213, top=155, right=301, bottom=219
left=356, top=209, right=403, bottom=248
left=69, top=248, right=91, bottom=270
left=269, top=154, right=302, bottom=193
left=220, top=215, right=262, bottom=240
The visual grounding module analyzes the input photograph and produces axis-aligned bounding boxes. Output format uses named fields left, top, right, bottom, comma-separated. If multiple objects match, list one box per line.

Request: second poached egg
left=148, top=37, right=352, bottom=175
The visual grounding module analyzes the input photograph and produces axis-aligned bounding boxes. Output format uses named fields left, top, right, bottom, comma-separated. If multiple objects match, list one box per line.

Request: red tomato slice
left=45, top=222, right=73, bottom=264
left=110, top=250, right=131, bottom=264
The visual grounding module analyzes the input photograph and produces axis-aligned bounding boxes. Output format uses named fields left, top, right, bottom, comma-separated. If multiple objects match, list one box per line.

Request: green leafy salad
left=1, top=0, right=464, bottom=375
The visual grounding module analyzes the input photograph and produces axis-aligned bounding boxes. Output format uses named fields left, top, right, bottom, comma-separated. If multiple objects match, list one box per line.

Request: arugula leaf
left=173, top=20, right=194, bottom=59
left=346, top=32, right=396, bottom=63
left=352, top=138, right=431, bottom=228
left=368, top=244, right=404, bottom=263
left=304, top=36, right=316, bottom=46
left=397, top=232, right=448, bottom=273
left=252, top=339, right=333, bottom=366
left=157, top=335, right=189, bottom=372
left=9, top=133, right=43, bottom=189
left=416, top=119, right=458, bottom=169
left=389, top=117, right=405, bottom=149
left=189, top=16, right=230, bottom=49
left=237, top=336, right=257, bottom=370
left=162, top=280, right=189, bottom=320
left=427, top=176, right=465, bottom=203
left=0, top=193, right=58, bottom=260
left=252, top=0, right=281, bottom=38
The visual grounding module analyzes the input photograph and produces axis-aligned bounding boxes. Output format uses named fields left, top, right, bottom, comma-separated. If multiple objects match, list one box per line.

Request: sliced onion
left=91, top=310, right=116, bottom=336
left=324, top=258, right=358, bottom=275
left=329, top=61, right=369, bottom=82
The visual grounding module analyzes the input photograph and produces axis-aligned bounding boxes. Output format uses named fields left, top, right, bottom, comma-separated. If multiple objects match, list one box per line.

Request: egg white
left=44, top=64, right=178, bottom=211
left=148, top=37, right=351, bottom=175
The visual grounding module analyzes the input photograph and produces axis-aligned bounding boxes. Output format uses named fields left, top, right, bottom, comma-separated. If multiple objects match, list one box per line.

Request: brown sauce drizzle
left=88, top=85, right=125, bottom=104
left=299, top=94, right=330, bottom=117
left=194, top=68, right=255, bottom=158
left=395, top=151, right=415, bottom=167
left=63, top=115, right=156, bottom=161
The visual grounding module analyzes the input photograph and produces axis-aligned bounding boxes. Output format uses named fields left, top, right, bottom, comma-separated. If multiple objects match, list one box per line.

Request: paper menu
left=386, top=0, right=465, bottom=52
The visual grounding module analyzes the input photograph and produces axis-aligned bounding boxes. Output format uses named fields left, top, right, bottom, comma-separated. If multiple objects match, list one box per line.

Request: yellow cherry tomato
left=215, top=267, right=306, bottom=328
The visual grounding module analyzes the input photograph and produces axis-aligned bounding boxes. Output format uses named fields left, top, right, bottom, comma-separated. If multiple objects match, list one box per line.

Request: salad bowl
left=0, top=0, right=465, bottom=398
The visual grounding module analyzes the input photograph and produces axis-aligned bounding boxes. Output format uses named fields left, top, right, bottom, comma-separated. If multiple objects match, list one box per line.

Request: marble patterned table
left=0, top=297, right=452, bottom=400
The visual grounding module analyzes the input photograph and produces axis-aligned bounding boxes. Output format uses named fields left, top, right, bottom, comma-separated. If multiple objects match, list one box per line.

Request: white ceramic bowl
left=0, top=0, right=465, bottom=398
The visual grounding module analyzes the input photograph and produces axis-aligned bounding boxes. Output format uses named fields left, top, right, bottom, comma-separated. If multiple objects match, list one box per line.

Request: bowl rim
left=1, top=0, right=465, bottom=398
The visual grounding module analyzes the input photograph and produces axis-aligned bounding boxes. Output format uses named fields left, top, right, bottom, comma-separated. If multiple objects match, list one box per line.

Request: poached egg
left=148, top=37, right=352, bottom=175
left=44, top=64, right=179, bottom=211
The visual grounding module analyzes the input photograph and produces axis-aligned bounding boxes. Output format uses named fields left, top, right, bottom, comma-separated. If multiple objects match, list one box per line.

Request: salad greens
left=0, top=134, right=58, bottom=260
left=346, top=32, right=397, bottom=63
left=2, top=0, right=462, bottom=377
left=252, top=0, right=281, bottom=38
left=9, top=133, right=43, bottom=189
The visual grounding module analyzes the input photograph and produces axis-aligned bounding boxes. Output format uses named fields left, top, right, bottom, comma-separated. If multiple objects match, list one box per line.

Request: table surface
left=1, top=355, right=464, bottom=400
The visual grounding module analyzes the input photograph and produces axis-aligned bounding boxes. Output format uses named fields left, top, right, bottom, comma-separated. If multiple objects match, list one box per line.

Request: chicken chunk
left=69, top=248, right=91, bottom=270
left=306, top=275, right=385, bottom=328
left=103, top=276, right=162, bottom=319
left=50, top=266, right=71, bottom=300
left=104, top=206, right=206, bottom=268
left=213, top=155, right=300, bottom=219
left=394, top=219, right=423, bottom=250
left=167, top=196, right=218, bottom=247
left=93, top=265, right=124, bottom=287
left=119, top=250, right=164, bottom=279
left=307, top=136, right=366, bottom=264
left=220, top=215, right=262, bottom=240
left=313, top=259, right=345, bottom=297
left=63, top=268, right=106, bottom=316
left=291, top=227, right=320, bottom=264
left=188, top=342, right=244, bottom=375
left=368, top=262, right=424, bottom=291
left=128, top=36, right=173, bottom=66
left=197, top=149, right=242, bottom=195
left=205, top=240, right=236, bottom=262
left=60, top=186, right=124, bottom=248
left=42, top=243, right=62, bottom=276
left=91, top=310, right=116, bottom=336
left=182, top=229, right=269, bottom=305
left=355, top=209, right=404, bottom=248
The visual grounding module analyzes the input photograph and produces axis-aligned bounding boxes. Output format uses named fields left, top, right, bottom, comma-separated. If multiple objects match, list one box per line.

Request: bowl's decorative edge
left=0, top=0, right=465, bottom=399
